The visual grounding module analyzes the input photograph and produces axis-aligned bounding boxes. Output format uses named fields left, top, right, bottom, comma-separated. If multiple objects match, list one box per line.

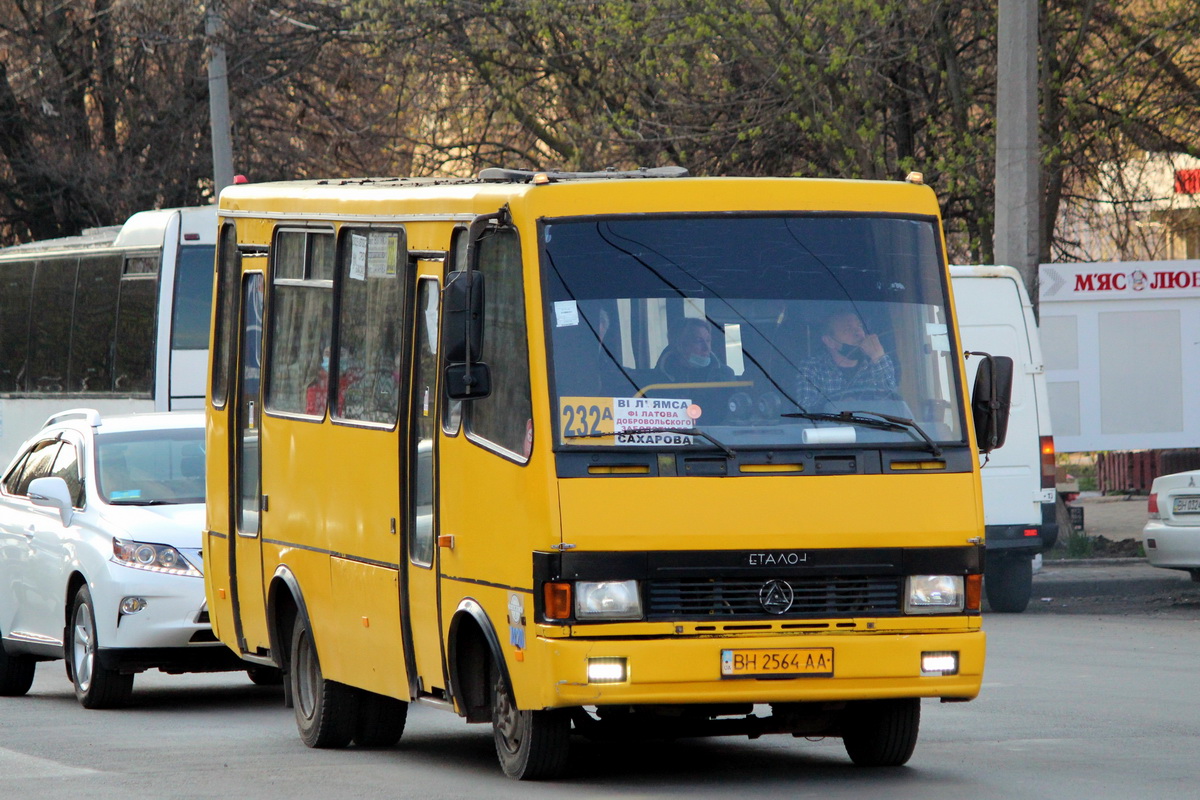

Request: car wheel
left=985, top=555, right=1034, bottom=613
left=351, top=687, right=408, bottom=747
left=289, top=614, right=356, bottom=748
left=0, top=629, right=36, bottom=696
left=491, top=662, right=570, bottom=780
left=842, top=698, right=921, bottom=767
left=246, top=664, right=283, bottom=686
left=70, top=585, right=134, bottom=709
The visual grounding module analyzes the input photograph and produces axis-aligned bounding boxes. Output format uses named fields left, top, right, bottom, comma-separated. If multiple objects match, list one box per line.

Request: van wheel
left=842, top=698, right=920, bottom=767
left=985, top=556, right=1033, bottom=613
left=491, top=665, right=570, bottom=779
left=70, top=586, right=134, bottom=708
left=290, top=615, right=356, bottom=748
left=351, top=688, right=408, bottom=747
left=0, top=630, right=36, bottom=696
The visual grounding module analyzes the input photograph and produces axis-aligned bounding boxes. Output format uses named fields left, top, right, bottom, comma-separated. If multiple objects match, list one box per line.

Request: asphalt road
left=3, top=610, right=1198, bottom=799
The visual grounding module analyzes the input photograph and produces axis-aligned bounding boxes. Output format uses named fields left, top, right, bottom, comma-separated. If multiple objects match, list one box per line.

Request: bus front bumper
left=534, top=629, right=984, bottom=708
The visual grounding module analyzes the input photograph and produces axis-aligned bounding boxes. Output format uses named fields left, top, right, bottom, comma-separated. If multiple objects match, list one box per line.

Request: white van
left=951, top=265, right=1059, bottom=612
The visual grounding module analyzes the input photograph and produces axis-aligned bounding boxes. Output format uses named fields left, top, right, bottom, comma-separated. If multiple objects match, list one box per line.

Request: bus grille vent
left=646, top=576, right=902, bottom=619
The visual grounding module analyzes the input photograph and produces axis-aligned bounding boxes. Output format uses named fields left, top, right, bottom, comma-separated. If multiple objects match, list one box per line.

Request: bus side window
left=265, top=230, right=334, bottom=417
left=334, top=228, right=406, bottom=425
left=211, top=222, right=241, bottom=408
left=466, top=228, right=532, bottom=460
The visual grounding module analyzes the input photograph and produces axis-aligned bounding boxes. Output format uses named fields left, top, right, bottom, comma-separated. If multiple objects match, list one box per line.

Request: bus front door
left=405, top=278, right=447, bottom=695
left=231, top=272, right=270, bottom=655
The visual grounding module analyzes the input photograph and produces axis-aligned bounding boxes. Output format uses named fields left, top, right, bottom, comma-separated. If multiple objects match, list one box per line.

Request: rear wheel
left=246, top=664, right=283, bottom=686
left=351, top=688, right=408, bottom=747
left=70, top=586, right=134, bottom=708
left=842, top=698, right=920, bottom=767
left=0, top=631, right=36, bottom=696
left=491, top=665, right=570, bottom=780
left=985, top=555, right=1034, bottom=613
left=290, top=615, right=356, bottom=748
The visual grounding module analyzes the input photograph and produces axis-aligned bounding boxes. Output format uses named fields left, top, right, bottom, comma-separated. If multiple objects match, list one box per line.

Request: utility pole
left=994, top=0, right=1041, bottom=313
left=206, top=1, right=235, bottom=196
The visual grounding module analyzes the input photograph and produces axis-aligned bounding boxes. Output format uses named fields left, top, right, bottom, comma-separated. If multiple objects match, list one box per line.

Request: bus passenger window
left=334, top=229, right=406, bottom=425
left=266, top=229, right=334, bottom=416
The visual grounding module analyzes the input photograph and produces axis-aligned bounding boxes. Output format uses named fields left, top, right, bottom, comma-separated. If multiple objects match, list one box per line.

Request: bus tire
left=842, top=698, right=920, bottom=767
left=0, top=631, right=36, bottom=696
left=351, top=688, right=408, bottom=747
left=290, top=615, right=356, bottom=748
left=246, top=664, right=283, bottom=686
left=70, top=586, right=134, bottom=709
left=985, top=555, right=1033, bottom=613
left=491, top=666, right=570, bottom=780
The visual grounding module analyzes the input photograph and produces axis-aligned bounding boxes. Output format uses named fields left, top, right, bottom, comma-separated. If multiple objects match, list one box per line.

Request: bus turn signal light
left=966, top=574, right=982, bottom=611
left=544, top=582, right=572, bottom=620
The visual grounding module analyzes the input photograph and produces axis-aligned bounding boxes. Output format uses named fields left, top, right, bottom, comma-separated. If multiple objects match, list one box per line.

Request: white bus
left=0, top=206, right=216, bottom=463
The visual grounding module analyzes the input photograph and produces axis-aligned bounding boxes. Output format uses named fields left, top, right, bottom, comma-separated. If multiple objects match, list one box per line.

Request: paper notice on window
left=554, top=300, right=579, bottom=327
left=350, top=234, right=367, bottom=281
left=368, top=232, right=397, bottom=277
left=927, top=322, right=949, bottom=352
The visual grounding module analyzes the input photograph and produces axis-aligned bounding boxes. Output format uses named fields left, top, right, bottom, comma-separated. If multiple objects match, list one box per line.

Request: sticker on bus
left=559, top=396, right=697, bottom=445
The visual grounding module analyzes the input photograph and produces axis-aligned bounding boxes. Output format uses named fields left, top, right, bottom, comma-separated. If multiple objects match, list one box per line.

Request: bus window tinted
left=172, top=245, right=216, bottom=350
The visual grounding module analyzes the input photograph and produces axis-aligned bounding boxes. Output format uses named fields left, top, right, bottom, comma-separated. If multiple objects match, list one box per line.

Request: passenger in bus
left=654, top=317, right=734, bottom=384
left=305, top=346, right=332, bottom=415
left=794, top=310, right=897, bottom=412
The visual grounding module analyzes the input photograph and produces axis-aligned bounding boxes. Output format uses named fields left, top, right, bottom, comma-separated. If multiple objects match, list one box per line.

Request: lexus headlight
left=905, top=575, right=964, bottom=614
left=112, top=538, right=202, bottom=577
left=574, top=580, right=642, bottom=620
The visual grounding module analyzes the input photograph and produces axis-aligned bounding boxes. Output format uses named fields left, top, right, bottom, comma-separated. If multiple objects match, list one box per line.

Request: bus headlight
left=904, top=575, right=964, bottom=613
left=574, top=580, right=642, bottom=620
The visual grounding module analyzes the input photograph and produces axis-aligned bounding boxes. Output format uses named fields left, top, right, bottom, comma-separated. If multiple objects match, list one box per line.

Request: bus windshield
left=542, top=214, right=966, bottom=451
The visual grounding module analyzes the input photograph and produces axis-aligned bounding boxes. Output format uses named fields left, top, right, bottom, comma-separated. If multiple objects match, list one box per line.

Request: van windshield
left=541, top=214, right=966, bottom=450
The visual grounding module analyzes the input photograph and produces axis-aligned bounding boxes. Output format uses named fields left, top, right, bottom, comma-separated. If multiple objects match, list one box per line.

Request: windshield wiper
left=565, top=427, right=736, bottom=459
left=107, top=498, right=181, bottom=506
left=782, top=410, right=942, bottom=457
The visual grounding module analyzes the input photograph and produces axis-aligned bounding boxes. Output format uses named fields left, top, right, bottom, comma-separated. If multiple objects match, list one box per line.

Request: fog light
left=120, top=596, right=148, bottom=615
left=921, top=651, right=959, bottom=676
left=587, top=657, right=627, bottom=684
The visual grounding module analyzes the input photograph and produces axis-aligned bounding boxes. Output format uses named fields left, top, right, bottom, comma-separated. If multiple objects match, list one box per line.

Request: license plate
left=720, top=648, right=834, bottom=678
left=1173, top=496, right=1200, bottom=514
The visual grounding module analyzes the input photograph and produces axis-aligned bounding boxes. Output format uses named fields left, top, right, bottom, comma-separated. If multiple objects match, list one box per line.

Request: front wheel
left=70, top=585, right=134, bottom=708
left=842, top=698, right=920, bottom=767
left=491, top=667, right=570, bottom=780
left=290, top=615, right=357, bottom=748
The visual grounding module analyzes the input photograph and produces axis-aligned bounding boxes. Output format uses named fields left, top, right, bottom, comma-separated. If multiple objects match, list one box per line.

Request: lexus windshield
left=541, top=214, right=966, bottom=452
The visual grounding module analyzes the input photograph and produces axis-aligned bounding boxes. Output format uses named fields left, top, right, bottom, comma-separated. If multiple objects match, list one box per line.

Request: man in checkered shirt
left=795, top=310, right=897, bottom=412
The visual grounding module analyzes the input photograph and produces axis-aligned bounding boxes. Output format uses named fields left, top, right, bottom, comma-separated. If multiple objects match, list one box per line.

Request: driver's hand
left=861, top=334, right=885, bottom=362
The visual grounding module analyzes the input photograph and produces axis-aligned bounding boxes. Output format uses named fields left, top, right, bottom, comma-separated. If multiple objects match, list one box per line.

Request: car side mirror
left=27, top=476, right=75, bottom=526
left=968, top=352, right=1013, bottom=454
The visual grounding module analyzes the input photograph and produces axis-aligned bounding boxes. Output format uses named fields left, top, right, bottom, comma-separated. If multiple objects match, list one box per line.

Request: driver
left=795, top=310, right=897, bottom=412
left=655, top=317, right=734, bottom=384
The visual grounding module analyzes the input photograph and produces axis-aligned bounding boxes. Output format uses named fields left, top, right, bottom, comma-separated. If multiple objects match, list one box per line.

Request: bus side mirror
left=444, top=361, right=491, bottom=400
left=443, top=270, right=491, bottom=400
left=969, top=353, right=1013, bottom=454
left=443, top=270, right=485, bottom=363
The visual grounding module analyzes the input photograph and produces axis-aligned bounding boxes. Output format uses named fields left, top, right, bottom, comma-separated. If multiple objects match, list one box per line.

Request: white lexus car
left=0, top=409, right=254, bottom=708
left=1143, top=469, right=1200, bottom=582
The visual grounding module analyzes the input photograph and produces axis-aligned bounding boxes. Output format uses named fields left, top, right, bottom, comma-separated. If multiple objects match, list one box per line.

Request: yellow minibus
left=204, top=168, right=1010, bottom=779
